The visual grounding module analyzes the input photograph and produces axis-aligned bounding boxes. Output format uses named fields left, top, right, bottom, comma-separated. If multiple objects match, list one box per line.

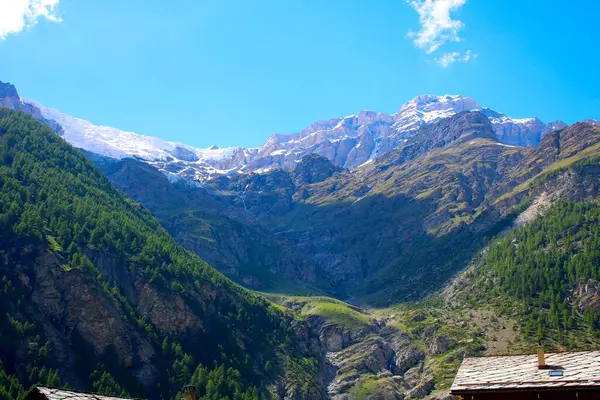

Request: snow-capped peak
left=397, top=94, right=480, bottom=115
left=392, top=94, right=481, bottom=133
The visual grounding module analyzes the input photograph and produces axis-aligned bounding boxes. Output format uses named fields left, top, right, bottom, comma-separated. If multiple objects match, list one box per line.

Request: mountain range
left=2, top=81, right=584, bottom=184
left=4, top=75, right=600, bottom=306
left=2, top=78, right=600, bottom=400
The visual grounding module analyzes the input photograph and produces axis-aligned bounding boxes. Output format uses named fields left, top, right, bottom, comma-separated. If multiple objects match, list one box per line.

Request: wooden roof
left=451, top=351, right=600, bottom=393
left=26, top=386, right=138, bottom=400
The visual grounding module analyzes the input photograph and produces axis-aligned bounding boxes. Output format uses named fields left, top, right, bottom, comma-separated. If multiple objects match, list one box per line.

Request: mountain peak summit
left=399, top=94, right=481, bottom=114
left=391, top=94, right=482, bottom=137
left=0, top=80, right=19, bottom=100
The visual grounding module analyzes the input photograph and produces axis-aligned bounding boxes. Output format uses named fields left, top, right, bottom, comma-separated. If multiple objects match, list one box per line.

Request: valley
left=1, top=79, right=600, bottom=400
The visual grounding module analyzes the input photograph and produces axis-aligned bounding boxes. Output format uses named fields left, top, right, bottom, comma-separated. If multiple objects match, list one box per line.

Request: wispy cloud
left=406, top=0, right=467, bottom=54
left=435, top=50, right=477, bottom=67
left=0, top=0, right=61, bottom=40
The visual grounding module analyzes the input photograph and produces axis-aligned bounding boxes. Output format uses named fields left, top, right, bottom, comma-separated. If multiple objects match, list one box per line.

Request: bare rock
left=426, top=335, right=453, bottom=355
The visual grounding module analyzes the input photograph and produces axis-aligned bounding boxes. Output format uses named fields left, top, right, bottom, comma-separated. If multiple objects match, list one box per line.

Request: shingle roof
left=30, top=386, right=137, bottom=400
left=451, top=351, right=600, bottom=393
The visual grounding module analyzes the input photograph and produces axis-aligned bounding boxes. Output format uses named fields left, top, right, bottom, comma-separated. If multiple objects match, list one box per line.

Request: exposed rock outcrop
left=574, top=280, right=600, bottom=313
left=0, top=80, right=64, bottom=134
left=292, top=154, right=343, bottom=185
left=4, top=247, right=158, bottom=386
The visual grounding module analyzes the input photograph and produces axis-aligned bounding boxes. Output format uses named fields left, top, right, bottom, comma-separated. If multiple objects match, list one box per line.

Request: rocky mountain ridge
left=1, top=80, right=581, bottom=184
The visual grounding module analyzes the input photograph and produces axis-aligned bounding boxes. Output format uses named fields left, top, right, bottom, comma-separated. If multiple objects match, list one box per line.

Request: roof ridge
left=463, top=350, right=600, bottom=359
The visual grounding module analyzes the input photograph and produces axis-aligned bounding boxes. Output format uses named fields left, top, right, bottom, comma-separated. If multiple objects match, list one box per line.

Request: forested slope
left=461, top=200, right=600, bottom=348
left=0, top=109, right=326, bottom=400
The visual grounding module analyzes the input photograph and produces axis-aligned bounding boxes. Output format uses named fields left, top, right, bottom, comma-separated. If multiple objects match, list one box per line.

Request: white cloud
left=436, top=49, right=477, bottom=67
left=436, top=52, right=460, bottom=67
left=462, top=49, right=476, bottom=62
left=0, top=0, right=61, bottom=40
left=406, top=0, right=467, bottom=54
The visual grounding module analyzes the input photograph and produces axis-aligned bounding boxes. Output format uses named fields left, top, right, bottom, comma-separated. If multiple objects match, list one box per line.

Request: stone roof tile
left=451, top=351, right=600, bottom=393
left=34, top=387, right=137, bottom=400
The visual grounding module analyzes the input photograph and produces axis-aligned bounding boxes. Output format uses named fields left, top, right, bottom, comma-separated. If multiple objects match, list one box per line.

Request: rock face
left=168, top=146, right=199, bottom=162
left=0, top=81, right=19, bottom=104
left=0, top=80, right=64, bottom=134
left=494, top=122, right=600, bottom=214
left=252, top=110, right=396, bottom=170
left=425, top=335, right=452, bottom=355
left=379, top=111, right=497, bottom=166
left=373, top=94, right=481, bottom=155
left=292, top=154, right=343, bottom=185
left=482, top=108, right=566, bottom=147
left=574, top=281, right=600, bottom=314
left=4, top=248, right=158, bottom=385
left=317, top=319, right=437, bottom=399
left=248, top=95, right=496, bottom=172
left=424, top=390, right=457, bottom=400
left=1, top=239, right=327, bottom=399
left=269, top=297, right=437, bottom=399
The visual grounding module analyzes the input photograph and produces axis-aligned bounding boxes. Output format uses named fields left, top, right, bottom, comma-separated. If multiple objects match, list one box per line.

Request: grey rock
left=426, top=335, right=453, bottom=355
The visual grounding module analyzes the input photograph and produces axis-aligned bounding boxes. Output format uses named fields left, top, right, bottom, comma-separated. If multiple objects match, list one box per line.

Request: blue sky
left=0, top=0, right=599, bottom=148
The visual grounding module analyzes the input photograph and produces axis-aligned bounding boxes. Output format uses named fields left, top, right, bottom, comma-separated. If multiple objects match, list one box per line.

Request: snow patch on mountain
left=23, top=99, right=238, bottom=163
